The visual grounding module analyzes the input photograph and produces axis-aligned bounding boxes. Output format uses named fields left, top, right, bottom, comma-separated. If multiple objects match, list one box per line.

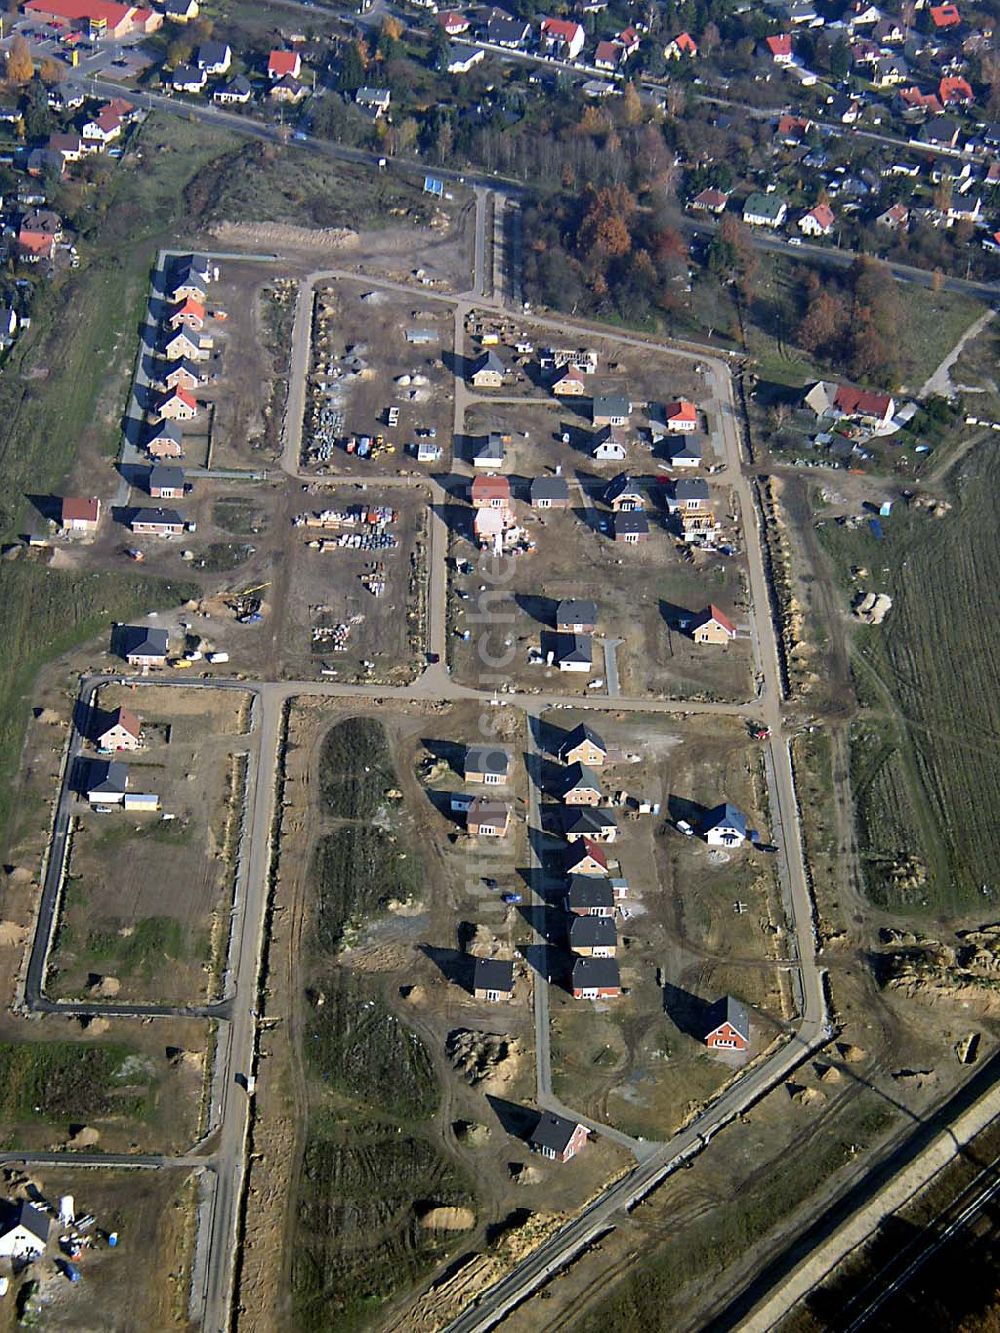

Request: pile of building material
left=312, top=615, right=364, bottom=651
left=853, top=592, right=893, bottom=624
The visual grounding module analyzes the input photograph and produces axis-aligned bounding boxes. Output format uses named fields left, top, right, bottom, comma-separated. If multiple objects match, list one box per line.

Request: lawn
left=818, top=440, right=1000, bottom=913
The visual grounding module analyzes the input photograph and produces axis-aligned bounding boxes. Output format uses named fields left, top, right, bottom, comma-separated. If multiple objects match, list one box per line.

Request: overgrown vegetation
left=85, top=917, right=187, bottom=977
left=0, top=1041, right=156, bottom=1134
left=313, top=826, right=421, bottom=955
left=320, top=717, right=396, bottom=820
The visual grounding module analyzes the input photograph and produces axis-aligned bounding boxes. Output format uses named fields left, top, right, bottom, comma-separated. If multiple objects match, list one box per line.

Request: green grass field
left=819, top=441, right=1000, bottom=913
left=0, top=1041, right=156, bottom=1141
left=320, top=717, right=397, bottom=820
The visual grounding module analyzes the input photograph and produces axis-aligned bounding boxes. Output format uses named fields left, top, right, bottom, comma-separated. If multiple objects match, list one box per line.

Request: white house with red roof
left=804, top=381, right=896, bottom=432
left=268, top=49, right=301, bottom=80
left=662, top=399, right=698, bottom=432
left=664, top=31, right=698, bottom=58
left=798, top=203, right=835, bottom=236
left=691, top=606, right=737, bottom=644
left=438, top=10, right=469, bottom=34
left=765, top=33, right=794, bottom=63
left=539, top=16, right=585, bottom=59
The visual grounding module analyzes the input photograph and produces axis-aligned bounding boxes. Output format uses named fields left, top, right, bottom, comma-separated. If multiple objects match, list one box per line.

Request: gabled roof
left=473, top=957, right=514, bottom=992
left=613, top=510, right=649, bottom=535
left=939, top=75, right=974, bottom=103
left=531, top=1111, right=583, bottom=1153
left=148, top=464, right=185, bottom=488
left=566, top=838, right=609, bottom=871
left=569, top=914, right=616, bottom=948
left=695, top=604, right=737, bottom=636
left=675, top=478, right=710, bottom=502
left=88, top=759, right=128, bottom=794
left=592, top=392, right=630, bottom=416
left=268, top=49, right=300, bottom=77
left=706, top=994, right=750, bottom=1041
left=765, top=33, right=793, bottom=56
left=466, top=744, right=511, bottom=777
left=556, top=598, right=597, bottom=625
left=540, top=16, right=583, bottom=41
left=670, top=30, right=698, bottom=53
left=101, top=705, right=141, bottom=739
left=160, top=386, right=197, bottom=411
left=804, top=202, right=835, bottom=229
left=148, top=420, right=183, bottom=444
left=122, top=624, right=169, bottom=657
left=472, top=349, right=506, bottom=375
left=833, top=383, right=892, bottom=418
left=131, top=506, right=184, bottom=527
left=563, top=807, right=616, bottom=836
left=197, top=40, right=231, bottom=66
left=530, top=475, right=569, bottom=501
left=603, top=472, right=636, bottom=505
left=692, top=187, right=729, bottom=209
left=565, top=874, right=614, bottom=907
left=471, top=473, right=511, bottom=500
left=743, top=191, right=787, bottom=220
left=171, top=296, right=205, bottom=321
left=561, top=722, right=606, bottom=756
left=572, top=956, right=620, bottom=989
left=562, top=761, right=603, bottom=794
left=704, top=801, right=748, bottom=836
left=7, top=1201, right=50, bottom=1246
left=62, top=496, right=99, bottom=523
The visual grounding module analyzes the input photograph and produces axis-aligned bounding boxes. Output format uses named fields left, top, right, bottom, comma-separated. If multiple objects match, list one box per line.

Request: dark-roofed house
left=129, top=508, right=186, bottom=536
left=592, top=393, right=631, bottom=427
left=703, top=802, right=748, bottom=846
left=705, top=995, right=750, bottom=1050
left=564, top=838, right=609, bottom=877
left=555, top=599, right=597, bottom=633
left=86, top=759, right=129, bottom=804
left=164, top=358, right=202, bottom=391
left=465, top=744, right=511, bottom=786
left=529, top=476, right=570, bottom=509
left=604, top=473, right=643, bottom=512
left=197, top=40, right=232, bottom=74
left=569, top=915, right=617, bottom=957
left=613, top=511, right=649, bottom=544
left=473, top=957, right=515, bottom=1001
left=0, top=1201, right=50, bottom=1259
left=572, top=956, right=621, bottom=999
left=563, top=807, right=618, bottom=842
left=565, top=875, right=614, bottom=915
left=148, top=465, right=185, bottom=499
left=469, top=350, right=506, bottom=388
left=561, top=762, right=603, bottom=806
left=559, top=724, right=607, bottom=767
left=557, top=633, right=592, bottom=672
left=147, top=421, right=184, bottom=460
left=486, top=13, right=531, bottom=47
left=530, top=1112, right=588, bottom=1162
left=668, top=436, right=704, bottom=469
left=120, top=625, right=169, bottom=667
left=96, top=706, right=142, bottom=752
left=467, top=798, right=511, bottom=837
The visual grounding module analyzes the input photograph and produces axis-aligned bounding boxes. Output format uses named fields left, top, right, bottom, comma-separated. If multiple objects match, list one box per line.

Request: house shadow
left=25, top=493, right=61, bottom=526
left=661, top=980, right=714, bottom=1041
left=531, top=714, right=569, bottom=759
left=518, top=940, right=565, bottom=986
left=432, top=500, right=471, bottom=541
left=117, top=461, right=151, bottom=492
left=486, top=1094, right=538, bottom=1142
left=527, top=823, right=561, bottom=868
left=110, top=505, right=136, bottom=529
left=441, top=347, right=469, bottom=380
left=421, top=737, right=465, bottom=776
left=72, top=696, right=99, bottom=740
left=659, top=599, right=695, bottom=632
left=667, top=794, right=710, bottom=829
left=123, top=411, right=146, bottom=450
left=419, top=943, right=475, bottom=992
left=514, top=593, right=558, bottom=628
left=423, top=787, right=459, bottom=823
left=538, top=630, right=567, bottom=666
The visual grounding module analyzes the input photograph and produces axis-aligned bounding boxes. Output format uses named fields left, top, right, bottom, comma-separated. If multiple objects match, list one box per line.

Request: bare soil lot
left=303, top=279, right=455, bottom=475
left=0, top=1164, right=198, bottom=1331
left=46, top=684, right=251, bottom=1005
left=272, top=484, right=428, bottom=683
left=447, top=498, right=752, bottom=702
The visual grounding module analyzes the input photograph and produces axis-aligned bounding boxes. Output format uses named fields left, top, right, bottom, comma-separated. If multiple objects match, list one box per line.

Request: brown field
left=46, top=685, right=251, bottom=1005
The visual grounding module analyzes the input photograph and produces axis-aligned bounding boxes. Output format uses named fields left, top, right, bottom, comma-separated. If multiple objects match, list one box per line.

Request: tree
left=337, top=40, right=366, bottom=91
left=620, top=82, right=642, bottom=127
left=700, top=22, right=720, bottom=57
left=796, top=289, right=847, bottom=354
left=829, top=36, right=850, bottom=81
left=577, top=185, right=637, bottom=261
left=6, top=35, right=33, bottom=85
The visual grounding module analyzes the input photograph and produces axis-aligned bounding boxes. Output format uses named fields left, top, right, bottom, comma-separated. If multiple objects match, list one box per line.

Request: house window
left=484, top=773, right=501, bottom=785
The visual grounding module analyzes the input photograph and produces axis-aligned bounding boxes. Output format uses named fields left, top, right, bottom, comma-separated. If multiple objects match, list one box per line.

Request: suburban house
left=268, top=49, right=302, bottom=80
left=939, top=75, right=974, bottom=106
left=355, top=86, right=391, bottom=118
left=86, top=759, right=128, bottom=804
left=148, top=465, right=185, bottom=499
left=472, top=957, right=514, bottom=1002
left=465, top=744, right=511, bottom=785
left=560, top=723, right=607, bottom=767
left=592, top=393, right=630, bottom=427
left=742, top=192, right=788, bottom=228
left=529, top=476, right=570, bottom=508
left=551, top=365, right=586, bottom=395
left=164, top=358, right=201, bottom=391
left=765, top=33, right=794, bottom=62
left=555, top=599, right=597, bottom=633
left=876, top=202, right=910, bottom=231
left=214, top=75, right=253, bottom=105
left=469, top=351, right=506, bottom=388
left=447, top=46, right=485, bottom=73
left=561, top=762, right=603, bottom=806
left=594, top=39, right=626, bottom=70
left=605, top=474, right=643, bottom=512
left=799, top=203, right=835, bottom=236
left=163, top=329, right=203, bottom=362
left=668, top=436, right=704, bottom=468
left=690, top=187, right=729, bottom=215
left=470, top=474, right=512, bottom=509
left=18, top=209, right=61, bottom=262
left=691, top=605, right=738, bottom=644
left=164, top=0, right=199, bottom=20
left=169, top=255, right=211, bottom=302
left=172, top=64, right=208, bottom=93
left=929, top=2, right=961, bottom=28
left=564, top=838, right=609, bottom=877
left=157, top=387, right=198, bottom=422
left=664, top=30, right=698, bottom=58
left=670, top=478, right=712, bottom=512
left=82, top=109, right=123, bottom=148
left=96, top=706, right=142, bottom=752
left=60, top=496, right=100, bottom=533
left=129, top=507, right=186, bottom=536
left=662, top=399, right=698, bottom=432
left=197, top=41, right=232, bottom=74
left=0, top=1202, right=50, bottom=1260
left=592, top=430, right=627, bottom=462
left=467, top=798, right=511, bottom=837
left=438, top=10, right=470, bottom=34
left=473, top=434, right=505, bottom=469
left=486, top=14, right=531, bottom=47
left=703, top=801, right=749, bottom=847
left=146, top=421, right=185, bottom=459
left=565, top=874, right=614, bottom=916
left=47, top=132, right=83, bottom=165
left=270, top=74, right=307, bottom=104
left=530, top=1112, right=588, bottom=1162
left=556, top=633, right=592, bottom=672
left=705, top=995, right=751, bottom=1051
left=169, top=297, right=205, bottom=332
left=803, top=381, right=895, bottom=430
left=572, top=956, right=621, bottom=999
left=120, top=624, right=169, bottom=666
left=569, top=915, right=617, bottom=957
left=539, top=17, right=585, bottom=59
left=613, top=511, right=649, bottom=544
left=563, top=807, right=618, bottom=842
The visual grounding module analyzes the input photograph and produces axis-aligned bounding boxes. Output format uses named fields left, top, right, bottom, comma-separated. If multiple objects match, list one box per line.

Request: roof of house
left=471, top=473, right=511, bottom=500
left=472, top=349, right=506, bottom=376
left=704, top=801, right=748, bottom=837
left=562, top=761, right=603, bottom=794
left=473, top=956, right=514, bottom=992
left=671, top=30, right=698, bottom=52
left=566, top=838, right=609, bottom=871
left=604, top=472, right=638, bottom=505
left=671, top=435, right=703, bottom=460
left=664, top=399, right=698, bottom=424
left=149, top=464, right=185, bottom=487
left=565, top=874, right=614, bottom=907
left=558, top=633, right=592, bottom=665
left=531, top=1111, right=583, bottom=1153
left=614, top=510, right=649, bottom=534
left=530, top=475, right=570, bottom=501
left=172, top=63, right=205, bottom=84
left=161, top=387, right=197, bottom=411
left=561, top=722, right=606, bottom=755
left=692, top=187, right=729, bottom=208
left=929, top=2, right=960, bottom=27
left=563, top=807, right=617, bottom=837
left=6, top=1201, right=50, bottom=1246
left=466, top=744, right=511, bottom=777
left=197, top=40, right=231, bottom=65
left=766, top=33, right=793, bottom=55
left=132, top=507, right=184, bottom=526
left=743, top=191, right=787, bottom=219
left=833, top=383, right=893, bottom=418
left=805, top=202, right=835, bottom=228
left=694, top=604, right=737, bottom=635
left=556, top=598, right=597, bottom=625
left=268, top=49, right=300, bottom=77
left=675, top=478, right=710, bottom=502
left=553, top=363, right=585, bottom=384
left=88, top=759, right=128, bottom=794
left=171, top=296, right=204, bottom=321
left=940, top=75, right=974, bottom=102
left=467, top=797, right=510, bottom=824
left=570, top=914, right=617, bottom=948
left=572, top=956, right=620, bottom=989
left=595, top=39, right=620, bottom=63
left=540, top=16, right=583, bottom=41
left=592, top=392, right=630, bottom=416
left=122, top=624, right=169, bottom=656
left=61, top=496, right=99, bottom=523
left=148, top=420, right=183, bottom=444
left=102, top=705, right=141, bottom=738
left=707, top=994, right=750, bottom=1041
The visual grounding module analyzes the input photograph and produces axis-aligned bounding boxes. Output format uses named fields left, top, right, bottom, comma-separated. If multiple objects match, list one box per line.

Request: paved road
left=600, top=637, right=623, bottom=697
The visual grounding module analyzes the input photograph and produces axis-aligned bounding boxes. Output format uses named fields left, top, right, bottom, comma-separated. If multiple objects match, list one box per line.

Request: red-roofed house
left=799, top=202, right=835, bottom=236
left=437, top=10, right=469, bottom=34
left=594, top=40, right=624, bottom=70
left=18, top=209, right=60, bottom=262
left=777, top=113, right=812, bottom=144
left=60, top=496, right=101, bottom=532
left=663, top=399, right=698, bottom=432
left=470, top=474, right=512, bottom=508
left=539, top=17, right=585, bottom=59
left=268, top=49, right=301, bottom=80
left=939, top=75, right=974, bottom=105
left=691, top=605, right=737, bottom=644
left=664, top=31, right=698, bottom=59
left=82, top=109, right=122, bottom=147
left=930, top=3, right=961, bottom=28
left=898, top=86, right=943, bottom=115
left=690, top=187, right=729, bottom=215
left=157, top=387, right=198, bottom=421
left=552, top=364, right=586, bottom=395
left=765, top=33, right=793, bottom=63
left=169, top=297, right=205, bottom=332
left=617, top=27, right=639, bottom=55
